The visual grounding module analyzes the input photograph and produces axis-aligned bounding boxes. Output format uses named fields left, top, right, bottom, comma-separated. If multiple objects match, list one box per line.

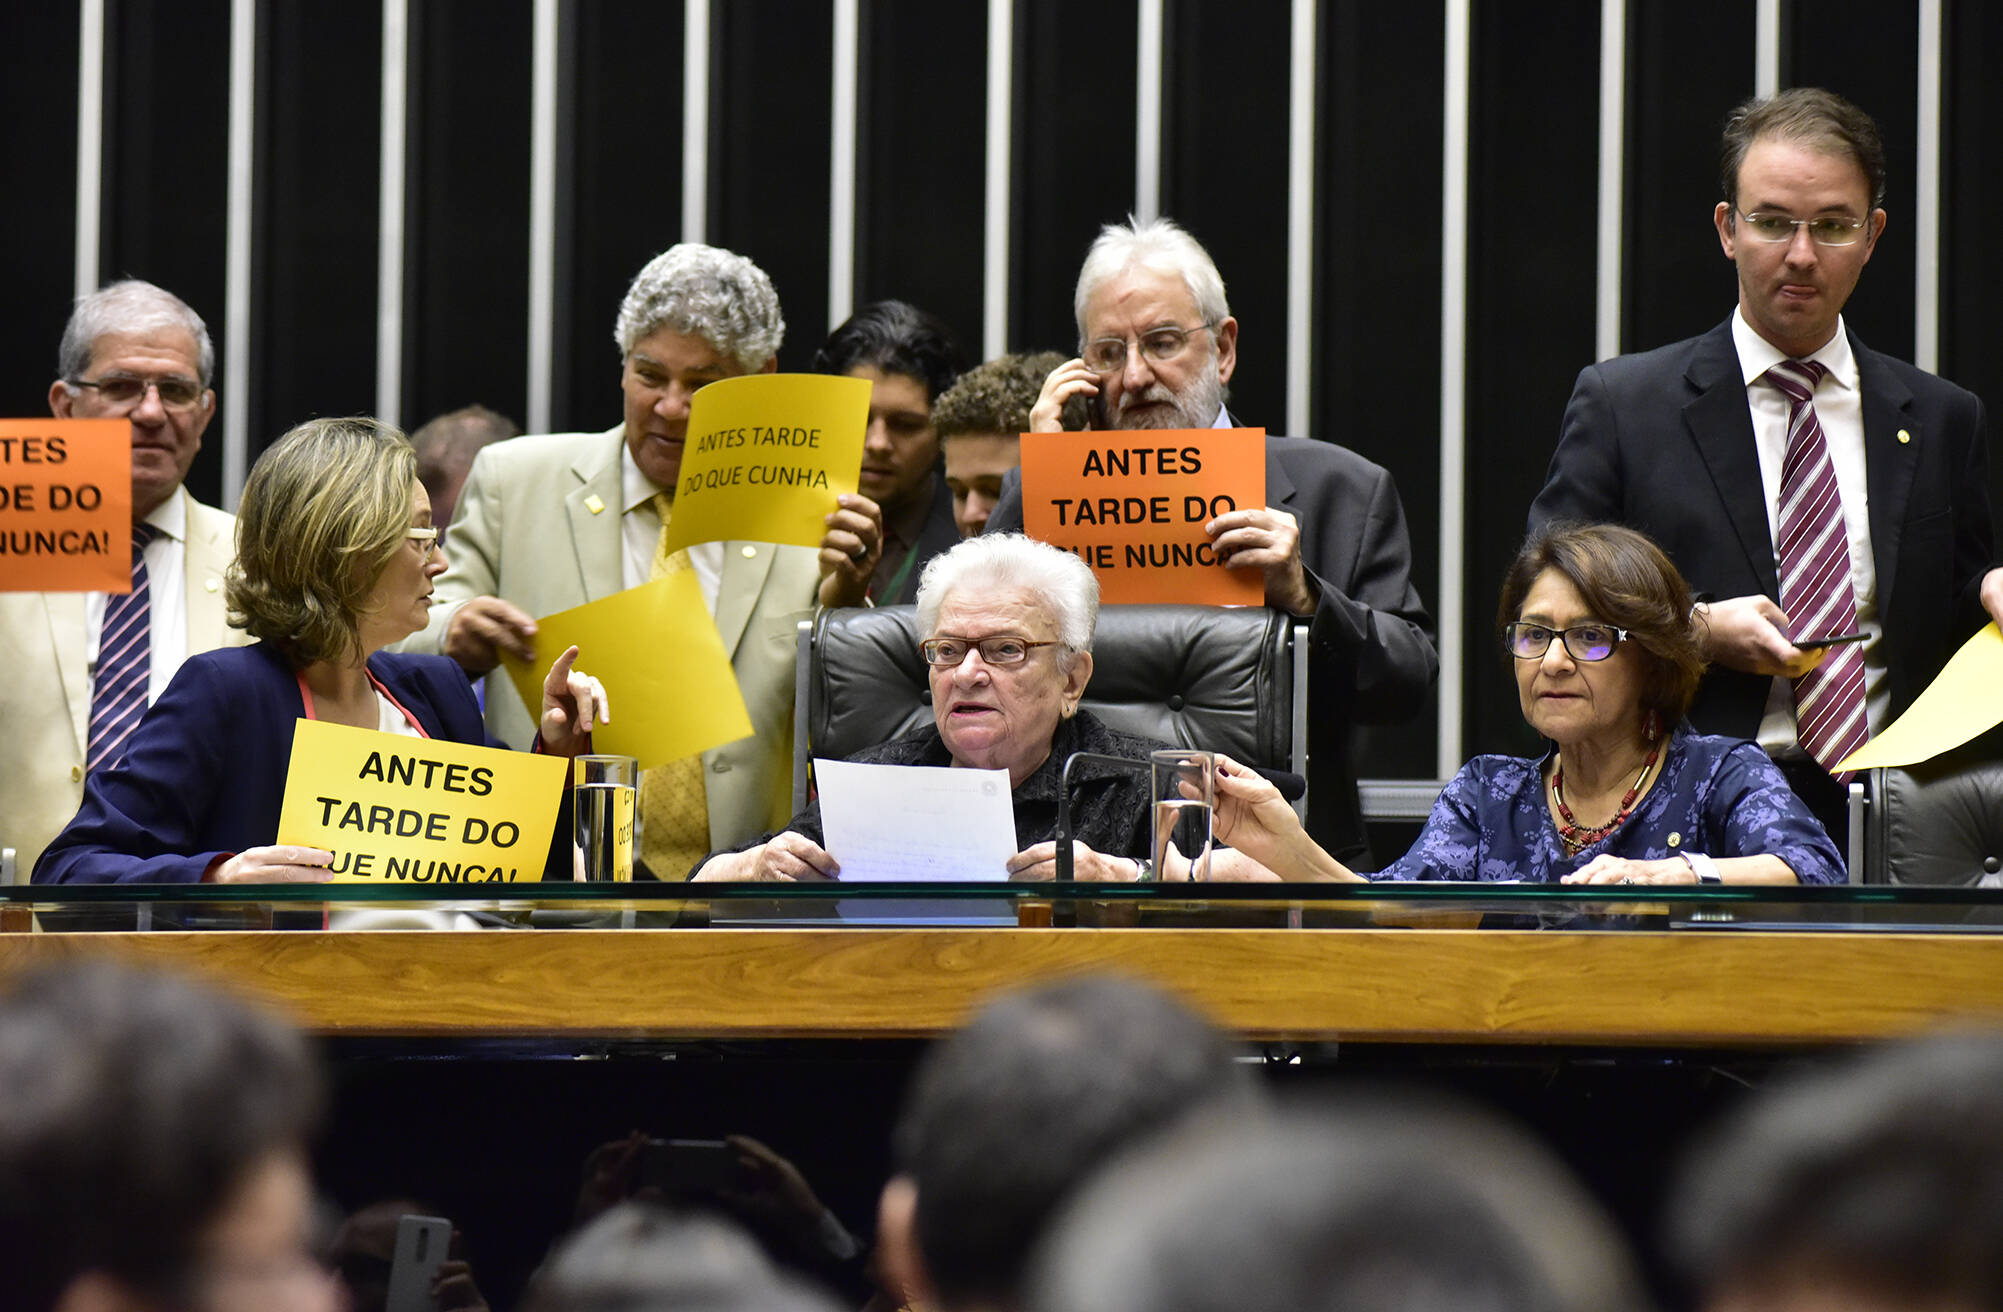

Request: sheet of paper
left=662, top=372, right=871, bottom=552
left=1834, top=623, right=2003, bottom=771
left=813, top=758, right=1018, bottom=881
left=500, top=570, right=753, bottom=769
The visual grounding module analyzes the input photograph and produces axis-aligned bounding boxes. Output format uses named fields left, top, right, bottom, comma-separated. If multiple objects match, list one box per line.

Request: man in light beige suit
left=1, top=282, right=248, bottom=879
left=404, top=244, right=881, bottom=877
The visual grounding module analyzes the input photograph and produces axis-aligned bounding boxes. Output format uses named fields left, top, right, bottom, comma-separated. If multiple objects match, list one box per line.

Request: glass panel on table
left=6, top=882, right=2003, bottom=933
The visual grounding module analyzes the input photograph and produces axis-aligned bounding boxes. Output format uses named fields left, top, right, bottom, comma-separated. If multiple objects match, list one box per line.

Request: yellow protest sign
left=499, top=569, right=755, bottom=769
left=1834, top=623, right=2003, bottom=772
left=0, top=418, right=133, bottom=592
left=662, top=372, right=871, bottom=551
left=1020, top=427, right=1267, bottom=605
left=276, top=719, right=568, bottom=883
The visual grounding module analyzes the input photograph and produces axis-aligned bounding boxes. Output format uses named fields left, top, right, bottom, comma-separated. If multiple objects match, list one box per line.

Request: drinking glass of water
left=574, top=755, right=638, bottom=882
left=1151, top=749, right=1214, bottom=882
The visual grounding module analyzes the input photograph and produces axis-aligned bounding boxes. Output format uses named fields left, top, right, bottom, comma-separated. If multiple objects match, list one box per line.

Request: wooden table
left=6, top=924, right=2003, bottom=1046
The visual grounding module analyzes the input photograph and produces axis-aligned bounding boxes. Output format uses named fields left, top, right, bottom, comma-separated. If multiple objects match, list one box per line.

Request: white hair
left=58, top=280, right=215, bottom=386
left=915, top=533, right=1099, bottom=658
left=613, top=243, right=786, bottom=372
left=1072, top=215, right=1230, bottom=345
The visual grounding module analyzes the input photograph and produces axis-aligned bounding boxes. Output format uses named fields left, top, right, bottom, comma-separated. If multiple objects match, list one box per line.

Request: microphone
left=1249, top=765, right=1307, bottom=802
left=1051, top=752, right=1304, bottom=880
left=1053, top=752, right=1151, bottom=882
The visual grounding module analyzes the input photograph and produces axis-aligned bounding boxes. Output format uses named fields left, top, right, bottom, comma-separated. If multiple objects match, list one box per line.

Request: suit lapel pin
left=584, top=494, right=606, bottom=514
left=1896, top=429, right=1911, bottom=445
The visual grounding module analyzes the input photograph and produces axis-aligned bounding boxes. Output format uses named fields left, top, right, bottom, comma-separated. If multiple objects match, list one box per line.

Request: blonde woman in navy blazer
left=36, top=418, right=607, bottom=885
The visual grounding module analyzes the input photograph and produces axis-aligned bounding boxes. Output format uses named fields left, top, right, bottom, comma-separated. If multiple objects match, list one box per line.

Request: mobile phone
left=1060, top=383, right=1107, bottom=431
left=384, top=1214, right=452, bottom=1312
left=1794, top=631, right=1867, bottom=649
left=639, top=1138, right=737, bottom=1197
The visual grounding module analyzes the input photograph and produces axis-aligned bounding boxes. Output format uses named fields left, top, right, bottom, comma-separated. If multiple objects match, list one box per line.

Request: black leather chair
left=791, top=604, right=1308, bottom=815
left=1856, top=758, right=2003, bottom=886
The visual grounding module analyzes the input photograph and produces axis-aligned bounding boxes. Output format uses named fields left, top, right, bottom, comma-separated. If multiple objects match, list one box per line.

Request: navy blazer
left=34, top=642, right=568, bottom=884
left=1530, top=318, right=1996, bottom=739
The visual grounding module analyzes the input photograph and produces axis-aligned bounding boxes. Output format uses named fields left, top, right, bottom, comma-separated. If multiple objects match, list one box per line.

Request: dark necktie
left=86, top=522, right=162, bottom=771
left=1767, top=359, right=1868, bottom=779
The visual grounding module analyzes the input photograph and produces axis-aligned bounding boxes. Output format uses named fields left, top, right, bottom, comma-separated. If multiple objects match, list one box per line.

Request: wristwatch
left=1681, top=851, right=1722, bottom=884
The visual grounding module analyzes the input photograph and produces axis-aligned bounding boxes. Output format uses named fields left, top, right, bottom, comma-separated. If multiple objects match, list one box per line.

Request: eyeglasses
left=1732, top=209, right=1870, bottom=248
left=406, top=526, right=440, bottom=553
left=920, top=635, right=1061, bottom=666
left=66, top=373, right=207, bottom=409
left=1080, top=322, right=1217, bottom=374
left=1503, top=622, right=1631, bottom=662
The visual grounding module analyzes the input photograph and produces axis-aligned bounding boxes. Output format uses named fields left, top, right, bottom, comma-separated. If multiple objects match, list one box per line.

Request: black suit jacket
left=989, top=432, right=1438, bottom=865
left=1529, top=317, right=1995, bottom=739
left=875, top=473, right=962, bottom=605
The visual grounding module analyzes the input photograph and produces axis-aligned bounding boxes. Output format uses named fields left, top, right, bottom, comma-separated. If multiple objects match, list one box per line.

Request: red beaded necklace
left=1550, top=741, right=1661, bottom=854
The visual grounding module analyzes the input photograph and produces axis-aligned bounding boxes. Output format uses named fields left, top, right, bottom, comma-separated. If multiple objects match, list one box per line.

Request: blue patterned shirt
left=1371, top=732, right=1846, bottom=884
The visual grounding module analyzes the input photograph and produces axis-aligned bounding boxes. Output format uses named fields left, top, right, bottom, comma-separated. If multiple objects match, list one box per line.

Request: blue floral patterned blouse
left=1369, top=731, right=1846, bottom=884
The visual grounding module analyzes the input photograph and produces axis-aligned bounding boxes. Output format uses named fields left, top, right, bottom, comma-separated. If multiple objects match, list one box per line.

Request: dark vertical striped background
left=3, top=0, right=1995, bottom=772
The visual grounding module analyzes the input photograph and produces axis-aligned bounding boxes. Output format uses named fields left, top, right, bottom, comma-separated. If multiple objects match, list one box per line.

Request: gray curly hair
left=613, top=243, right=786, bottom=373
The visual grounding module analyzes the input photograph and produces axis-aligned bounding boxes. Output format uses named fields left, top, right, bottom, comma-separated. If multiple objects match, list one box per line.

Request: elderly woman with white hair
left=693, top=534, right=1165, bottom=881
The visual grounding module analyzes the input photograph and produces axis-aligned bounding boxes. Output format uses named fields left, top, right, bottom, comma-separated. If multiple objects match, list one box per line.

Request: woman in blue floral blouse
left=1201, top=523, right=1845, bottom=886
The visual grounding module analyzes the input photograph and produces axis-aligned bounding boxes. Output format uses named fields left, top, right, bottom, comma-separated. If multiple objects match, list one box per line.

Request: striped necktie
left=1767, top=359, right=1868, bottom=780
left=87, top=522, right=162, bottom=771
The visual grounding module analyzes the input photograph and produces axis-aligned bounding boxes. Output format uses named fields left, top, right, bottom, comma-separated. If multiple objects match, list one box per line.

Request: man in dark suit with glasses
left=1531, top=87, right=2003, bottom=838
left=986, top=215, right=1438, bottom=868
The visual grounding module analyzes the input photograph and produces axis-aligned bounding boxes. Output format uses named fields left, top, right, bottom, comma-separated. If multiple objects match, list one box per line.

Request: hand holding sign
left=210, top=844, right=336, bottom=883
left=816, top=491, right=885, bottom=607
left=1207, top=505, right=1315, bottom=614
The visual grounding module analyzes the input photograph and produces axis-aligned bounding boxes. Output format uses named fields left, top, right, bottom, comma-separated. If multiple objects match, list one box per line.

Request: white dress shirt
left=375, top=693, right=426, bottom=737
left=620, top=444, right=723, bottom=610
left=1731, top=309, right=1889, bottom=750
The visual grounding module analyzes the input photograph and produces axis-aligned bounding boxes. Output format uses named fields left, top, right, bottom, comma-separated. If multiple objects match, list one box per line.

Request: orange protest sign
left=0, top=419, right=132, bottom=592
left=1020, top=427, right=1266, bottom=605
